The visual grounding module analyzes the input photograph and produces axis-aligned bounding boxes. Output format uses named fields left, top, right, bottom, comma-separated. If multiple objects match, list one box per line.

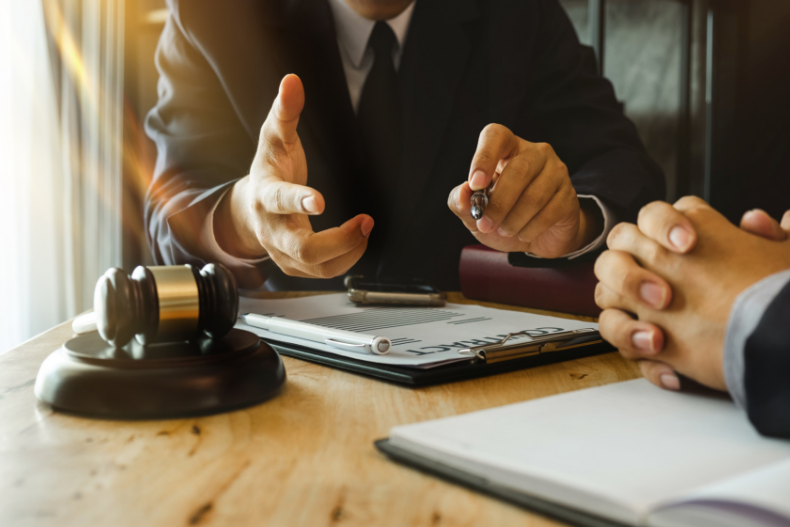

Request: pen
left=470, top=185, right=491, bottom=220
left=242, top=313, right=391, bottom=355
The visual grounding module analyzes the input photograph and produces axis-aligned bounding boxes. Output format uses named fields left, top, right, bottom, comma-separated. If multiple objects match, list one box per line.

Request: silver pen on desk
left=242, top=313, right=391, bottom=355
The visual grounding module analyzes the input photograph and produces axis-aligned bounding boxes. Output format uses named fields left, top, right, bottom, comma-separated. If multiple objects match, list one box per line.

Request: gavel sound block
left=34, top=264, right=286, bottom=419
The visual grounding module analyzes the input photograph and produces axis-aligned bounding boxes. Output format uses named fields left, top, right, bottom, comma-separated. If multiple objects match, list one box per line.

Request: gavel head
left=94, top=263, right=239, bottom=348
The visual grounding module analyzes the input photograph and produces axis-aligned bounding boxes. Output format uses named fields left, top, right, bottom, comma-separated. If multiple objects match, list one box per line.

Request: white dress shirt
left=204, top=0, right=615, bottom=272
left=328, top=0, right=414, bottom=111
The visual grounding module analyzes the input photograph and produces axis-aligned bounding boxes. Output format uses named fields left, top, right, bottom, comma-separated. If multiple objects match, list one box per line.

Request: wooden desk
left=0, top=293, right=639, bottom=527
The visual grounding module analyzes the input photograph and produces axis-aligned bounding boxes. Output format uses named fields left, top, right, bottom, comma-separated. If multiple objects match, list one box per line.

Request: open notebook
left=377, top=379, right=790, bottom=527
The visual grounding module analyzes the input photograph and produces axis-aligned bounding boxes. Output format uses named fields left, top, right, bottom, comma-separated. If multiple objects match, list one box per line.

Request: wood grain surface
left=0, top=292, right=640, bottom=527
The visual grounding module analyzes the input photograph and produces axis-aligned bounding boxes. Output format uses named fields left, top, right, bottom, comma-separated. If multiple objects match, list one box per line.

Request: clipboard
left=265, top=330, right=613, bottom=387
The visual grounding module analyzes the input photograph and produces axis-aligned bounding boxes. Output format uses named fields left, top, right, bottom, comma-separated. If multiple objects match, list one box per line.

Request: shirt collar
left=328, top=0, right=415, bottom=68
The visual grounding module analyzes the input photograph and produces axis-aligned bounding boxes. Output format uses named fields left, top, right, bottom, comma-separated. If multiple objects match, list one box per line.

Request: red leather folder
left=459, top=245, right=601, bottom=317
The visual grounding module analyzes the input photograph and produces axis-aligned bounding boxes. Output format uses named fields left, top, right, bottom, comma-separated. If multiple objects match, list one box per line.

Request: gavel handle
left=72, top=311, right=97, bottom=335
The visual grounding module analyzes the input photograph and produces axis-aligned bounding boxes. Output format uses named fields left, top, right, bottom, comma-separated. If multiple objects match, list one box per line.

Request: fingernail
left=497, top=227, right=512, bottom=238
left=632, top=330, right=655, bottom=354
left=660, top=373, right=680, bottom=391
left=360, top=218, right=374, bottom=237
left=470, top=170, right=487, bottom=190
left=302, top=196, right=318, bottom=214
left=640, top=282, right=666, bottom=309
left=477, top=216, right=494, bottom=233
left=669, top=226, right=691, bottom=252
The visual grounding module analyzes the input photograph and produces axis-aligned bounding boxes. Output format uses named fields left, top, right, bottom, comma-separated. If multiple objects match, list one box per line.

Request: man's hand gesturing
left=448, top=124, right=600, bottom=258
left=216, top=74, right=374, bottom=278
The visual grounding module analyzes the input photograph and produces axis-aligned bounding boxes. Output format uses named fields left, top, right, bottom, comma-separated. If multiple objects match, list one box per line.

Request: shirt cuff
left=524, top=194, right=615, bottom=260
left=201, top=186, right=271, bottom=270
left=723, top=269, right=790, bottom=409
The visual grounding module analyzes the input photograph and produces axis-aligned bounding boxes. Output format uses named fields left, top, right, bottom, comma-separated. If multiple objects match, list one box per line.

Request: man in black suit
left=594, top=198, right=790, bottom=438
left=145, top=0, right=664, bottom=291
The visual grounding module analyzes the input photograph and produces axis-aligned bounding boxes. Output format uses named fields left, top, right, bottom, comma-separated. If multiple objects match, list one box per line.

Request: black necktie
left=356, top=22, right=403, bottom=276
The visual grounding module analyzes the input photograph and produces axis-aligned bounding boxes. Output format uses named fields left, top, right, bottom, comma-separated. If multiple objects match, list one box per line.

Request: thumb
left=259, top=179, right=325, bottom=216
left=740, top=209, right=787, bottom=241
left=260, top=74, right=305, bottom=151
left=468, top=124, right=519, bottom=190
left=782, top=210, right=790, bottom=232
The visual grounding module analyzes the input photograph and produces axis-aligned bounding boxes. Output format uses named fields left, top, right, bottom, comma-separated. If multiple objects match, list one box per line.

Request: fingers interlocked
left=594, top=248, right=671, bottom=312
left=595, top=205, right=686, bottom=389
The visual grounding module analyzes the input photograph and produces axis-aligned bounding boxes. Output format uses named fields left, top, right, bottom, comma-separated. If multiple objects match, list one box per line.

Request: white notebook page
left=649, top=457, right=790, bottom=527
left=389, top=379, right=790, bottom=525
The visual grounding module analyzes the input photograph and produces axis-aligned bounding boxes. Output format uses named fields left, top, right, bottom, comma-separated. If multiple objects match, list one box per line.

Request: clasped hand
left=594, top=196, right=790, bottom=391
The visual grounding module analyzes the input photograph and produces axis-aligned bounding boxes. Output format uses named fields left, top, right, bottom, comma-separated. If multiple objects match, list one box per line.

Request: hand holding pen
left=447, top=124, right=601, bottom=258
left=470, top=184, right=491, bottom=220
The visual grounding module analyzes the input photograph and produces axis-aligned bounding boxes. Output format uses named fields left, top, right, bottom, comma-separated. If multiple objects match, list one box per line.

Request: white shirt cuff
left=722, top=269, right=790, bottom=409
left=201, top=187, right=271, bottom=269
left=524, top=194, right=615, bottom=260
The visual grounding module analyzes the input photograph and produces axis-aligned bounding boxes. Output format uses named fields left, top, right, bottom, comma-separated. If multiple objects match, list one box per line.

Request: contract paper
left=235, top=293, right=597, bottom=369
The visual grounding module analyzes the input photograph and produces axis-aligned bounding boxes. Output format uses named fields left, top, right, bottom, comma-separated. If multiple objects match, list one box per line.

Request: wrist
left=573, top=199, right=604, bottom=252
left=215, top=176, right=269, bottom=259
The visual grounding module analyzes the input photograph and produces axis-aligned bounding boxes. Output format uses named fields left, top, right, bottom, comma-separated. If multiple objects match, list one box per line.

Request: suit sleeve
left=144, top=6, right=268, bottom=288
left=742, top=275, right=790, bottom=438
left=526, top=0, right=666, bottom=224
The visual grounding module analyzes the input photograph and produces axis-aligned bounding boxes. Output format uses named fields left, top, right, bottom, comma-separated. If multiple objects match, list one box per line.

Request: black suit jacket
left=145, top=0, right=665, bottom=290
left=744, top=279, right=790, bottom=438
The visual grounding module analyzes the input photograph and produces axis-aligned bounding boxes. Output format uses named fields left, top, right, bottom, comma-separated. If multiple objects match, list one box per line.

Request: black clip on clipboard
left=264, top=328, right=612, bottom=388
left=457, top=328, right=602, bottom=363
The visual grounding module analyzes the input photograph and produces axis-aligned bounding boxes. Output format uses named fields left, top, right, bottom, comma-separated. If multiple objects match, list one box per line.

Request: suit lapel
left=384, top=0, right=480, bottom=259
left=182, top=0, right=363, bottom=182
left=486, top=2, right=534, bottom=129
left=284, top=0, right=365, bottom=177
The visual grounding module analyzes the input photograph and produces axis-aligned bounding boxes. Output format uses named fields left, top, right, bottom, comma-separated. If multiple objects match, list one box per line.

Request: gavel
left=94, top=263, right=239, bottom=347
left=36, top=262, right=285, bottom=419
